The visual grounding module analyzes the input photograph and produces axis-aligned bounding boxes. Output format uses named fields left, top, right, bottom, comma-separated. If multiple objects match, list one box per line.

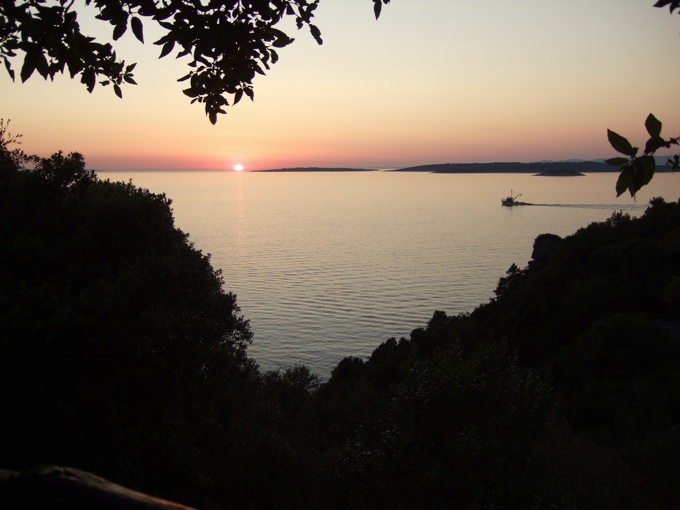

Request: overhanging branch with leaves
left=1, top=0, right=330, bottom=123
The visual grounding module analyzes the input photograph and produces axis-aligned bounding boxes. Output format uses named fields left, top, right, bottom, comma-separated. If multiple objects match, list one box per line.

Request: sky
left=2, top=0, right=680, bottom=171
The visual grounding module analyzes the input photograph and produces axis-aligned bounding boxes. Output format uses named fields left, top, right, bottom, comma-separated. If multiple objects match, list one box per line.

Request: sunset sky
left=2, top=0, right=680, bottom=171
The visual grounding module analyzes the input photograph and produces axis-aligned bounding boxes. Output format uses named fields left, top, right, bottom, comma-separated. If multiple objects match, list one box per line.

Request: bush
left=0, top=148, right=254, bottom=505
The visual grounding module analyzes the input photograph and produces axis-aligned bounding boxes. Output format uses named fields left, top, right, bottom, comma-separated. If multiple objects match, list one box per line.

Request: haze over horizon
left=3, top=0, right=680, bottom=171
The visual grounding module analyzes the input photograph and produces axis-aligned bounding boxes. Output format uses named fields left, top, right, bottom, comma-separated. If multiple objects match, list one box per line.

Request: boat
left=501, top=191, right=528, bottom=206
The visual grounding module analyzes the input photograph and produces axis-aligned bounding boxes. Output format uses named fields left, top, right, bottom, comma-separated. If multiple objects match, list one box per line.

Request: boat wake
left=523, top=203, right=648, bottom=211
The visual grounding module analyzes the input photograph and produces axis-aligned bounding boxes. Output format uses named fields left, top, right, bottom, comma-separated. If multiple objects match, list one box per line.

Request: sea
left=99, top=170, right=678, bottom=378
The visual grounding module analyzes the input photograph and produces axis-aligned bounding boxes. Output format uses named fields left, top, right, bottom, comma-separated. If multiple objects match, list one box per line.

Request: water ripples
left=103, top=171, right=673, bottom=378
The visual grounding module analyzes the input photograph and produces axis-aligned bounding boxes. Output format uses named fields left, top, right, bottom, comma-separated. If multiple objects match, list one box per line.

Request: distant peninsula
left=252, top=167, right=375, bottom=172
left=390, top=161, right=611, bottom=174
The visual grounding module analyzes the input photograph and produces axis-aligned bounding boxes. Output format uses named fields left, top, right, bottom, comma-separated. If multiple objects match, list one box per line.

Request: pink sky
left=2, top=0, right=679, bottom=171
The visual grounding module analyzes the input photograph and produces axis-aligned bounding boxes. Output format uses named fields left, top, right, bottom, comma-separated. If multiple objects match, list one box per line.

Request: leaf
left=52, top=59, right=65, bottom=75
left=154, top=34, right=170, bottom=45
left=208, top=110, right=217, bottom=125
left=159, top=41, right=175, bottom=58
left=113, top=22, right=127, bottom=41
left=637, top=155, right=656, bottom=188
left=607, top=129, right=637, bottom=157
left=4, top=58, right=15, bottom=81
left=271, top=28, right=293, bottom=48
left=233, top=89, right=243, bottom=105
left=615, top=164, right=633, bottom=197
left=272, top=36, right=291, bottom=48
left=309, top=24, right=322, bottom=45
left=81, top=68, right=96, bottom=92
left=35, top=51, right=49, bottom=79
left=131, top=16, right=144, bottom=43
left=183, top=87, right=200, bottom=98
left=645, top=113, right=662, bottom=138
left=604, top=157, right=629, bottom=167
left=619, top=157, right=657, bottom=199
left=645, top=136, right=666, bottom=155
left=20, top=49, right=38, bottom=82
left=653, top=0, right=677, bottom=9
left=373, top=0, right=382, bottom=19
left=124, top=75, right=137, bottom=85
left=113, top=84, right=122, bottom=98
left=97, top=5, right=114, bottom=22
left=66, top=55, right=84, bottom=78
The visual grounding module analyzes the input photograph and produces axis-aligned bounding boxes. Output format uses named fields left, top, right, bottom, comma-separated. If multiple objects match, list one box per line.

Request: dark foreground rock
left=0, top=466, right=194, bottom=510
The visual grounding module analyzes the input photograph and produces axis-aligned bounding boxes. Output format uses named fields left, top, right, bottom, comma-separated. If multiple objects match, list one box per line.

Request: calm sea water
left=100, top=170, right=677, bottom=377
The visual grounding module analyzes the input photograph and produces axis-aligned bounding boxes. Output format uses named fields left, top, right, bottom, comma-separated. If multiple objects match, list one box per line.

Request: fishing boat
left=501, top=191, right=528, bottom=206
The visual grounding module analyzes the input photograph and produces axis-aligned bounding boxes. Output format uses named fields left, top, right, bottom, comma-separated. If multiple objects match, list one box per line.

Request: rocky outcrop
left=0, top=466, right=194, bottom=510
left=528, top=233, right=562, bottom=273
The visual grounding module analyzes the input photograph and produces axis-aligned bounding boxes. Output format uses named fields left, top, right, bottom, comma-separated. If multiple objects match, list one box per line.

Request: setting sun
left=234, top=164, right=244, bottom=171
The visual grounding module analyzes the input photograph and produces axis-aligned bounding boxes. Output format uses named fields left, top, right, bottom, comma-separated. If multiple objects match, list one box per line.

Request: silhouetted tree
left=0, top=127, right=257, bottom=505
left=0, top=0, right=391, bottom=123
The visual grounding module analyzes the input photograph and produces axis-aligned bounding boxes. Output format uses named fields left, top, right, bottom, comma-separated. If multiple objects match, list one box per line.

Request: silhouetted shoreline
left=392, top=161, right=609, bottom=174
left=252, top=161, right=675, bottom=174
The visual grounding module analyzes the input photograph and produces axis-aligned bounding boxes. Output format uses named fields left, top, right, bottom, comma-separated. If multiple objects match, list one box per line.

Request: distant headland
left=390, top=161, right=610, bottom=175
left=251, top=161, right=673, bottom=174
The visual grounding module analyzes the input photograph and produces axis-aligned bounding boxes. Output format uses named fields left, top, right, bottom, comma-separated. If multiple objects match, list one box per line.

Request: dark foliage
left=1, top=0, right=328, bottom=123
left=606, top=114, right=680, bottom=197
left=0, top=1, right=398, bottom=123
left=334, top=339, right=555, bottom=510
left=0, top=143, right=258, bottom=506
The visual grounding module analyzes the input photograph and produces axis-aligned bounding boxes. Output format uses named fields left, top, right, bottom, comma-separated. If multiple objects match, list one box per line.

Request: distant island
left=252, top=167, right=375, bottom=172
left=533, top=169, right=585, bottom=177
